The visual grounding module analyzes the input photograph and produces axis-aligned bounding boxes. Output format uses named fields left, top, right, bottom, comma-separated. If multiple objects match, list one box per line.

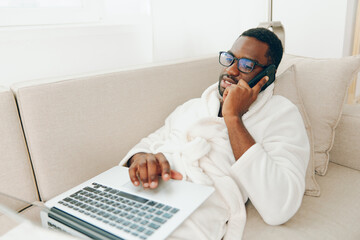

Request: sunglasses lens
left=238, top=58, right=255, bottom=73
left=219, top=52, right=234, bottom=67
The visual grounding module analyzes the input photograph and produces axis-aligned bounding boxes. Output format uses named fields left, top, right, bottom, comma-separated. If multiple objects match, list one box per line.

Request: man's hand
left=128, top=152, right=183, bottom=189
left=222, top=76, right=269, bottom=118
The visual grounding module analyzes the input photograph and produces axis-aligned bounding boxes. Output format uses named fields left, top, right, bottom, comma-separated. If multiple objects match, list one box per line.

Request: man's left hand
left=222, top=76, right=268, bottom=118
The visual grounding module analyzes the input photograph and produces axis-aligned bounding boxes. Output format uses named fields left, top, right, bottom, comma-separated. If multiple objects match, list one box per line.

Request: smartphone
left=247, top=64, right=276, bottom=92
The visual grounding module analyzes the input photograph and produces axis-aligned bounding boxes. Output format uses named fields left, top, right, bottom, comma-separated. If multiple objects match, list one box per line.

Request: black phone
left=247, top=64, right=276, bottom=92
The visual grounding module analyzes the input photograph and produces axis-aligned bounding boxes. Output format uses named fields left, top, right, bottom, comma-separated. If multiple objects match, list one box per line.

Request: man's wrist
left=224, top=114, right=243, bottom=127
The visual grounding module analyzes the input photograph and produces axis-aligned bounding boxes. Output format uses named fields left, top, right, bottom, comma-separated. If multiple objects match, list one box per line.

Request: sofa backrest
left=12, top=56, right=221, bottom=201
left=0, top=87, right=39, bottom=211
left=330, top=104, right=360, bottom=171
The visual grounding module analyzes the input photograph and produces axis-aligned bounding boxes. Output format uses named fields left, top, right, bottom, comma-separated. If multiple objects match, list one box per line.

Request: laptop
left=40, top=166, right=214, bottom=240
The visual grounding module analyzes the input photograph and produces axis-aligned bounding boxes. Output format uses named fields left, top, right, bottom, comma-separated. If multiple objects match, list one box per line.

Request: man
left=120, top=28, right=309, bottom=239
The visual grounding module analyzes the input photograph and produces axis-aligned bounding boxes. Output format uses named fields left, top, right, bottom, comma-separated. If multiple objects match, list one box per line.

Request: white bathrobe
left=120, top=82, right=310, bottom=240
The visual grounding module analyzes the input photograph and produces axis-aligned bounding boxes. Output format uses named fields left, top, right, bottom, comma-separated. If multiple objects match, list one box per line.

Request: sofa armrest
left=330, top=104, right=360, bottom=171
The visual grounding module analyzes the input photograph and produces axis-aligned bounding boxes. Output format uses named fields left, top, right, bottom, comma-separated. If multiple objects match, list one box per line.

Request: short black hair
left=240, top=27, right=283, bottom=69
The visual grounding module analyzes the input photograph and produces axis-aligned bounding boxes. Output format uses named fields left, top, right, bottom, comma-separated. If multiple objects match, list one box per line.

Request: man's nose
left=226, top=61, right=240, bottom=76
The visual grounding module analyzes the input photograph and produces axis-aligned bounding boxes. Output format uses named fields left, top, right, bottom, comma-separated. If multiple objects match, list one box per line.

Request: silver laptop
left=41, top=166, right=214, bottom=240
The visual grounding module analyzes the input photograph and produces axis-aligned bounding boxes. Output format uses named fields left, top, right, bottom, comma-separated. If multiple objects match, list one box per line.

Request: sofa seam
left=11, top=89, right=43, bottom=202
left=328, top=161, right=360, bottom=172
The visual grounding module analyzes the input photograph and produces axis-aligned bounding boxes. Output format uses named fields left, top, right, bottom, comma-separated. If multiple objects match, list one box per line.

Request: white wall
left=0, top=24, right=152, bottom=86
left=150, top=0, right=267, bottom=62
left=0, top=0, right=154, bottom=87
left=151, top=0, right=352, bottom=60
left=273, top=0, right=349, bottom=58
left=0, top=0, right=356, bottom=87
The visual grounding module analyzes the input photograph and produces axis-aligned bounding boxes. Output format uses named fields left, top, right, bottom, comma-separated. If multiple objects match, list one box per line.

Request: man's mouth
left=220, top=74, right=237, bottom=88
left=218, top=74, right=238, bottom=96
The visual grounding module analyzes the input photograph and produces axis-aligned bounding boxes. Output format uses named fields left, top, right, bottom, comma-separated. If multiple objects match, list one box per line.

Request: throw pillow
left=277, top=54, right=360, bottom=175
left=274, top=65, right=320, bottom=196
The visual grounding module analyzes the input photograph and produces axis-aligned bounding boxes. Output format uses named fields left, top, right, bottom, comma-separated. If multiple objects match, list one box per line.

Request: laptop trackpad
left=121, top=178, right=176, bottom=196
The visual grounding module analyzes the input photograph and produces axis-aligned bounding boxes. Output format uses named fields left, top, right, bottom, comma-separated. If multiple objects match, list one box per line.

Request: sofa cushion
left=243, top=162, right=360, bottom=239
left=277, top=54, right=360, bottom=175
left=274, top=66, right=319, bottom=196
left=0, top=214, right=19, bottom=236
left=11, top=57, right=221, bottom=201
left=0, top=87, right=39, bottom=213
left=0, top=206, right=79, bottom=239
left=0, top=205, right=41, bottom=236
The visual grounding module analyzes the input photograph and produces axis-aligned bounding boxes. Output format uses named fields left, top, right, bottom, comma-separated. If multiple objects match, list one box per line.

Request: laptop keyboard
left=57, top=182, right=179, bottom=240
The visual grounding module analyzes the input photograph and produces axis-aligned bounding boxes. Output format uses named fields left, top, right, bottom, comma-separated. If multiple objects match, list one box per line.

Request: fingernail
left=163, top=173, right=169, bottom=179
left=265, top=76, right=269, bottom=81
left=150, top=182, right=157, bottom=188
left=134, top=181, right=139, bottom=186
left=143, top=183, right=149, bottom=188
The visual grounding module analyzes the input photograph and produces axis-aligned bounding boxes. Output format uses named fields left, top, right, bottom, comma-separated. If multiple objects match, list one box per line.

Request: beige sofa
left=0, top=54, right=359, bottom=239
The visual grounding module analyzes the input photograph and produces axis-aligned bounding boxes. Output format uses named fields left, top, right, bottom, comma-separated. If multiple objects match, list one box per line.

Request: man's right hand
left=128, top=152, right=183, bottom=189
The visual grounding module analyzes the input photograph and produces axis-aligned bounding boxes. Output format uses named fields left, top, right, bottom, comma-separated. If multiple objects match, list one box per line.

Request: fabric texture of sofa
left=0, top=53, right=359, bottom=239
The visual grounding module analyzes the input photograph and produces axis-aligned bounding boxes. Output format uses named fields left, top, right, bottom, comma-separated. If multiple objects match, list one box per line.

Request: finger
left=156, top=153, right=171, bottom=181
left=222, top=87, right=229, bottom=101
left=138, top=159, right=149, bottom=188
left=237, top=79, right=251, bottom=89
left=222, top=84, right=235, bottom=101
left=129, top=165, right=140, bottom=186
left=170, top=170, right=183, bottom=180
left=252, top=76, right=269, bottom=94
left=147, top=155, right=159, bottom=189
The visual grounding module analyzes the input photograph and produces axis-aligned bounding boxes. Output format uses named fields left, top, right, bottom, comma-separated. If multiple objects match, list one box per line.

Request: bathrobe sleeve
left=118, top=125, right=167, bottom=166
left=230, top=96, right=310, bottom=225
